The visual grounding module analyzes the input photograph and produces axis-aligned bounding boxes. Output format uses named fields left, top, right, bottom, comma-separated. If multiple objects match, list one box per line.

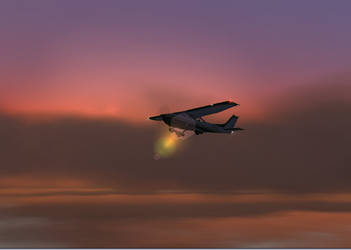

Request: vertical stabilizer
left=223, top=115, right=238, bottom=129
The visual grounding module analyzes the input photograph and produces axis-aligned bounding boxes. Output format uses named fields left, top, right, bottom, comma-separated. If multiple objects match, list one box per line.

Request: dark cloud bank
left=1, top=81, right=351, bottom=247
left=1, top=83, right=350, bottom=194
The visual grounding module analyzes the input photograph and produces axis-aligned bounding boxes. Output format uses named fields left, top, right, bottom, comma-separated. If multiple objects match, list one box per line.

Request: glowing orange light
left=154, top=132, right=179, bottom=159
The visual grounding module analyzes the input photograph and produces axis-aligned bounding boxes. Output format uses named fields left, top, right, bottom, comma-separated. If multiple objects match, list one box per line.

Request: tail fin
left=223, top=115, right=238, bottom=129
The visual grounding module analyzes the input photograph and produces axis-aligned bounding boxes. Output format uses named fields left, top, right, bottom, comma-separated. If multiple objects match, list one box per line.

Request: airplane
left=149, top=101, right=243, bottom=137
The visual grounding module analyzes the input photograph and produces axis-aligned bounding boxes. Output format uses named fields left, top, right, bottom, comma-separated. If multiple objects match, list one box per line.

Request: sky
left=1, top=0, right=351, bottom=247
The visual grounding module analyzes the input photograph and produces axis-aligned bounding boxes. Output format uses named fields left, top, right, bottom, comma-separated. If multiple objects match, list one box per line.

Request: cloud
left=2, top=205, right=351, bottom=247
left=1, top=80, right=351, bottom=194
left=0, top=78, right=351, bottom=247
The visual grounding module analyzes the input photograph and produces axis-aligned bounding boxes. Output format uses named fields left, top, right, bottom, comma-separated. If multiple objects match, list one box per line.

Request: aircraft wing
left=176, top=101, right=238, bottom=118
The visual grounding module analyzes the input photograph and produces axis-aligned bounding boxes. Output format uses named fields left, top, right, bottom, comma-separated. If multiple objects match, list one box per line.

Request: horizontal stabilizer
left=231, top=127, right=244, bottom=131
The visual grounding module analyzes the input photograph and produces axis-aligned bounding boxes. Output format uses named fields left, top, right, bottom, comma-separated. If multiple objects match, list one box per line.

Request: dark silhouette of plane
left=149, top=101, right=243, bottom=137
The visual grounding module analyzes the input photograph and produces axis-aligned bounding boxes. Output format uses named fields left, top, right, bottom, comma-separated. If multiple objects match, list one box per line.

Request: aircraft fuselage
left=159, top=113, right=232, bottom=135
left=149, top=100, right=243, bottom=136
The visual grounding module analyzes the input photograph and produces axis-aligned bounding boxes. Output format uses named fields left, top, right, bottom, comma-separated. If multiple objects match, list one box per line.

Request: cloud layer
left=0, top=81, right=351, bottom=247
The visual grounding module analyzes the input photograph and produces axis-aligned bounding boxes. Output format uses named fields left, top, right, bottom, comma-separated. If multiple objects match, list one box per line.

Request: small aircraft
left=149, top=101, right=243, bottom=137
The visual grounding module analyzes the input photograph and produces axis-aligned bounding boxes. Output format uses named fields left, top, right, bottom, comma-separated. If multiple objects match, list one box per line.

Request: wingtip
left=228, top=100, right=239, bottom=106
left=149, top=115, right=163, bottom=121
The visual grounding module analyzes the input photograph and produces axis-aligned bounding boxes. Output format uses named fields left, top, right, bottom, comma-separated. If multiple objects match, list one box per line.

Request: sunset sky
left=1, top=0, right=351, bottom=247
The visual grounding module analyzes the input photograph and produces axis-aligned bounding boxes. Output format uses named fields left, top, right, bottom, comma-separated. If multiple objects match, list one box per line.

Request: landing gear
left=195, top=130, right=203, bottom=135
left=175, top=130, right=185, bottom=137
